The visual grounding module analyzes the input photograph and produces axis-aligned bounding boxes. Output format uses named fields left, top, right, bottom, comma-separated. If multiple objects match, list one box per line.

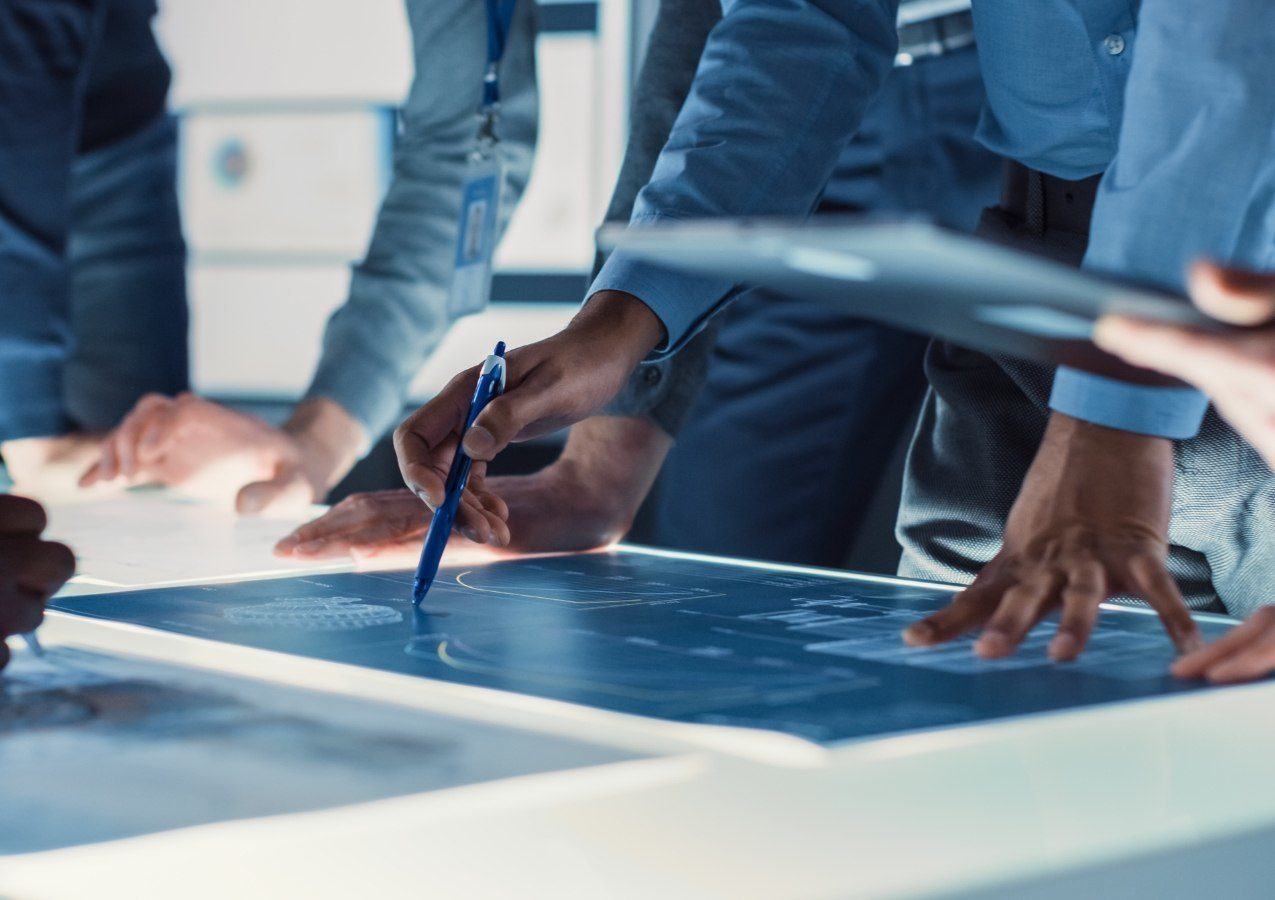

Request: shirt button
left=642, top=366, right=662, bottom=387
left=1104, top=33, right=1126, bottom=56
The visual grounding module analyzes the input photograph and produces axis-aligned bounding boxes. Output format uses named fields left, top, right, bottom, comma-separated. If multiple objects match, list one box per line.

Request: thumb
left=1189, top=261, right=1275, bottom=326
left=1094, top=315, right=1226, bottom=389
left=236, top=471, right=313, bottom=515
left=463, top=381, right=566, bottom=461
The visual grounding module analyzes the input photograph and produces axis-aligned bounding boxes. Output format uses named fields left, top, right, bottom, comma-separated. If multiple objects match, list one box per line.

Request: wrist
left=558, top=415, right=672, bottom=514
left=1015, top=412, right=1175, bottom=530
left=572, top=291, right=667, bottom=368
left=1044, top=411, right=1173, bottom=458
left=283, top=397, right=370, bottom=495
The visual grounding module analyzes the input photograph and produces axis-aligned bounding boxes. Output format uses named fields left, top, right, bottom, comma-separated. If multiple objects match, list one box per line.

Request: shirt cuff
left=588, top=249, right=735, bottom=358
left=0, top=349, right=71, bottom=441
left=305, top=351, right=407, bottom=444
left=1049, top=367, right=1209, bottom=440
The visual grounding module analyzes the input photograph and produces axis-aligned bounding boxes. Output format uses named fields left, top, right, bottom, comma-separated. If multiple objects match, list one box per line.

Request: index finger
left=1127, top=555, right=1202, bottom=655
left=0, top=495, right=48, bottom=535
left=105, top=394, right=173, bottom=480
left=1093, top=317, right=1242, bottom=391
left=1172, top=608, right=1275, bottom=679
left=274, top=510, right=345, bottom=555
left=394, top=371, right=479, bottom=505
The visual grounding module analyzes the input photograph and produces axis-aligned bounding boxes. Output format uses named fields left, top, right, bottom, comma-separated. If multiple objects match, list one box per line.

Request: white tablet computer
left=598, top=217, right=1230, bottom=367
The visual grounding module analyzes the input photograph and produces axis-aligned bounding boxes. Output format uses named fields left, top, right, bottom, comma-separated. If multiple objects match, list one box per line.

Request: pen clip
left=480, top=353, right=507, bottom=394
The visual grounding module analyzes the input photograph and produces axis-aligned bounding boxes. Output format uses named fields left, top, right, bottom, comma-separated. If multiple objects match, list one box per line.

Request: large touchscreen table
left=51, top=548, right=1233, bottom=746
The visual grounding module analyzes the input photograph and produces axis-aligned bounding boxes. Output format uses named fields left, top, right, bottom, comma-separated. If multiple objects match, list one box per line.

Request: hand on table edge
left=75, top=394, right=369, bottom=515
left=902, top=412, right=1202, bottom=664
left=1172, top=606, right=1275, bottom=684
left=2, top=433, right=107, bottom=495
left=278, top=415, right=673, bottom=560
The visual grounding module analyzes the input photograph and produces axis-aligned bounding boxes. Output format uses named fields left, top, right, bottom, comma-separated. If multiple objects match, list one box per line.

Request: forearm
left=303, top=0, right=538, bottom=441
left=591, top=0, right=900, bottom=354
left=492, top=412, right=674, bottom=551
left=558, top=414, right=673, bottom=515
left=281, top=397, right=369, bottom=494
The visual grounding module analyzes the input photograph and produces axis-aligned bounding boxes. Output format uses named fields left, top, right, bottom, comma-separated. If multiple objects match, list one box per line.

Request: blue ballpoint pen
left=412, top=341, right=507, bottom=605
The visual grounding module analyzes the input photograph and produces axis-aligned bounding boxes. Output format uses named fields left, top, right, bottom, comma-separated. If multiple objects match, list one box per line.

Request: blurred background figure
left=0, top=0, right=187, bottom=487
left=80, top=0, right=541, bottom=516
left=3, top=0, right=616, bottom=514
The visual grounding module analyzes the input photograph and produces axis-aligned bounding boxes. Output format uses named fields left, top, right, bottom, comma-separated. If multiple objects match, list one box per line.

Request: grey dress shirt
left=303, top=0, right=538, bottom=441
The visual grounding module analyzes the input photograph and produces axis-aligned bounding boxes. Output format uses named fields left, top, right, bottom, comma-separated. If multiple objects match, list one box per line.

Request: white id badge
left=448, top=151, right=503, bottom=318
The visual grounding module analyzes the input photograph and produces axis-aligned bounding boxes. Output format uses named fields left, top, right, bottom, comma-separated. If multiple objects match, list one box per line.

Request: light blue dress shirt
left=592, top=0, right=1275, bottom=440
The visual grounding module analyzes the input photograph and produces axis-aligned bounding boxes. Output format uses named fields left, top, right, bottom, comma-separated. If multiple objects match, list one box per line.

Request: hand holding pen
left=410, top=343, right=510, bottom=604
left=394, top=292, right=666, bottom=539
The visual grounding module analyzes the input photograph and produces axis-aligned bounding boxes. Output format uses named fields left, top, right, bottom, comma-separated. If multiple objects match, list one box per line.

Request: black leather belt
left=896, top=10, right=976, bottom=66
left=1000, top=160, right=1103, bottom=238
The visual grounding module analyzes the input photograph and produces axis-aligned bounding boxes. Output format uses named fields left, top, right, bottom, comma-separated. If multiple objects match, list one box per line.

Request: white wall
left=154, top=0, right=626, bottom=400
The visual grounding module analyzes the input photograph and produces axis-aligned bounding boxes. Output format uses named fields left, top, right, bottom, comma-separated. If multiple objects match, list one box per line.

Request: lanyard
left=451, top=1, right=516, bottom=317
left=482, top=0, right=520, bottom=111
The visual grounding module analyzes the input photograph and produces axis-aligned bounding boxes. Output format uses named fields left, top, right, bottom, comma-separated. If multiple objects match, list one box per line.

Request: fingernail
left=463, top=426, right=496, bottom=459
left=1181, top=630, right=1205, bottom=654
left=1049, top=633, right=1077, bottom=661
left=975, top=631, right=1009, bottom=658
left=298, top=540, right=325, bottom=552
left=1092, top=317, right=1119, bottom=347
left=1095, top=314, right=1142, bottom=343
left=460, top=527, right=480, bottom=542
left=1206, top=665, right=1240, bottom=684
left=902, top=622, right=932, bottom=645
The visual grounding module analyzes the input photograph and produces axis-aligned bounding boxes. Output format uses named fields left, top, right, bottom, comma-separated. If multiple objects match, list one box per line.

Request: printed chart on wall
left=51, top=548, right=1236, bottom=747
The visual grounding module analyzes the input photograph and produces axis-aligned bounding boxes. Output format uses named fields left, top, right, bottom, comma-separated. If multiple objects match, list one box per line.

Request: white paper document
left=39, top=490, right=347, bottom=589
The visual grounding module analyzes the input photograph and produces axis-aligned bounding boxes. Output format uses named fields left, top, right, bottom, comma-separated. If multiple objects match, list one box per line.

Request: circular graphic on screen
left=225, top=597, right=402, bottom=632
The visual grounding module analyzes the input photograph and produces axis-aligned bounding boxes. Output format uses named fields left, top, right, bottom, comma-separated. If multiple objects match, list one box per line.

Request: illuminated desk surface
left=3, top=491, right=1274, bottom=898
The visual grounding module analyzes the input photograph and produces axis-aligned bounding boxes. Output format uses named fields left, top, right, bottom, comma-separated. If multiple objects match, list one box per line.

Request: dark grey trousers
left=897, top=195, right=1275, bottom=619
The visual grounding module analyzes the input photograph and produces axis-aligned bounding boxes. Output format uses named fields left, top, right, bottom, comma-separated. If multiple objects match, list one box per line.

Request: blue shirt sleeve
left=590, top=0, right=900, bottom=355
left=1049, top=369, right=1210, bottom=440
left=1055, top=0, right=1275, bottom=439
